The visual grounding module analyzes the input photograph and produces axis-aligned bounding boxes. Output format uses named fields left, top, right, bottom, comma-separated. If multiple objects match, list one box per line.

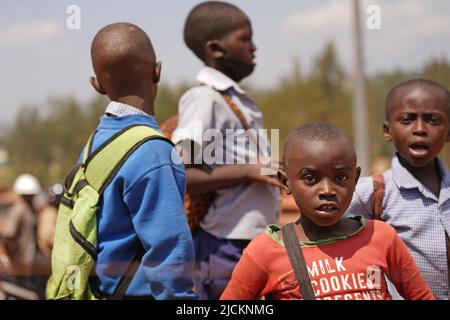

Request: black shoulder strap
left=110, top=241, right=146, bottom=300
left=282, top=223, right=316, bottom=300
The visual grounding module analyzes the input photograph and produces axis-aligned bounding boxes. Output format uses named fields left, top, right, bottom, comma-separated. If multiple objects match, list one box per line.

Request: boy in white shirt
left=172, top=1, right=280, bottom=299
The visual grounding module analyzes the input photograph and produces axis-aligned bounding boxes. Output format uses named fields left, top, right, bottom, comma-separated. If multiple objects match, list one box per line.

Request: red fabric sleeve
left=385, top=226, right=435, bottom=300
left=220, top=242, right=269, bottom=300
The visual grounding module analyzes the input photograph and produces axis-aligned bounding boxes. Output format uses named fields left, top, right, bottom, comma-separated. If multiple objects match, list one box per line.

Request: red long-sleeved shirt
left=221, top=217, right=434, bottom=300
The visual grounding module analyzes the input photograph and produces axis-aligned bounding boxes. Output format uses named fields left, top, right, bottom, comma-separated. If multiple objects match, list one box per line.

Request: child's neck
left=398, top=154, right=441, bottom=198
left=294, top=215, right=360, bottom=242
left=114, top=95, right=155, bottom=116
left=204, top=60, right=242, bottom=83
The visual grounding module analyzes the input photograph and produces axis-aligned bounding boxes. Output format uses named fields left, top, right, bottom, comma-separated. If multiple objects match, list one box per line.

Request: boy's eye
left=400, top=116, right=413, bottom=124
left=335, top=174, right=348, bottom=183
left=427, top=115, right=440, bottom=124
left=241, top=36, right=252, bottom=44
left=303, top=175, right=317, bottom=184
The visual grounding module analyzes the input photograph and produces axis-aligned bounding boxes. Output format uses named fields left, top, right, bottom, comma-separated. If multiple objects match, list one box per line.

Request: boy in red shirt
left=221, top=124, right=434, bottom=300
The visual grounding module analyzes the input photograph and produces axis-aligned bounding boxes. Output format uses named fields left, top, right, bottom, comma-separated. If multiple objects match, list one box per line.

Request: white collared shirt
left=172, top=66, right=280, bottom=240
left=105, top=101, right=149, bottom=117
left=196, top=66, right=246, bottom=94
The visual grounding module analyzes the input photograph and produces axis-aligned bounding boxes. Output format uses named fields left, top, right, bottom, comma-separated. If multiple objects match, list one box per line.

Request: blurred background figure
left=4, top=174, right=40, bottom=273
left=0, top=188, right=18, bottom=274
left=36, top=183, right=62, bottom=258
left=0, top=174, right=42, bottom=299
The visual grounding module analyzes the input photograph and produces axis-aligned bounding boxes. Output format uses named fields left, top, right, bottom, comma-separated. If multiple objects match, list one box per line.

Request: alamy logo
left=366, top=265, right=382, bottom=289
left=66, top=265, right=81, bottom=290
left=366, top=5, right=381, bottom=30
left=66, top=5, right=81, bottom=30
left=170, top=123, right=280, bottom=175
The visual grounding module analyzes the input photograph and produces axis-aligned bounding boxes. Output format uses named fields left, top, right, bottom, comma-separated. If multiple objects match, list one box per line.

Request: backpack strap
left=82, top=124, right=172, bottom=194
left=371, top=174, right=385, bottom=220
left=62, top=132, right=96, bottom=199
left=282, top=223, right=316, bottom=300
left=82, top=131, right=96, bottom=164
left=221, top=94, right=251, bottom=130
left=110, top=241, right=146, bottom=300
left=220, top=92, right=263, bottom=155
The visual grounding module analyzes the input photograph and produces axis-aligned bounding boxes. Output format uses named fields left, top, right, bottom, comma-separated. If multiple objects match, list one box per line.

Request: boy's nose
left=412, top=119, right=427, bottom=136
left=318, top=179, right=337, bottom=198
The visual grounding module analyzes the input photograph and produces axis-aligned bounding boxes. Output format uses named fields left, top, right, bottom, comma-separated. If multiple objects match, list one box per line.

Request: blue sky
left=1, top=0, right=450, bottom=126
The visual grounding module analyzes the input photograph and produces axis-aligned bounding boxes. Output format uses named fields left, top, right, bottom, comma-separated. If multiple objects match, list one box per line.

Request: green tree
left=155, top=83, right=190, bottom=123
left=256, top=42, right=351, bottom=152
left=5, top=96, right=107, bottom=185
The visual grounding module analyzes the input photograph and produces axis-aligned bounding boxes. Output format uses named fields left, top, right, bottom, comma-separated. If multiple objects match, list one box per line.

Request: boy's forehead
left=236, top=12, right=250, bottom=24
left=285, top=137, right=356, bottom=165
left=220, top=13, right=251, bottom=35
left=389, top=84, right=449, bottom=114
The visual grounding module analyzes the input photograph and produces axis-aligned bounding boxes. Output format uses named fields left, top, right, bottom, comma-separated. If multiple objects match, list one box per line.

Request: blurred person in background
left=1, top=174, right=39, bottom=276
left=29, top=182, right=63, bottom=299
left=0, top=174, right=41, bottom=299
left=34, top=183, right=62, bottom=258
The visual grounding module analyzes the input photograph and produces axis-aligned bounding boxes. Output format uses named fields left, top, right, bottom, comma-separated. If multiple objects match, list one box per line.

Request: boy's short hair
left=385, top=78, right=450, bottom=119
left=184, top=1, right=245, bottom=60
left=91, top=22, right=156, bottom=95
left=283, top=123, right=355, bottom=166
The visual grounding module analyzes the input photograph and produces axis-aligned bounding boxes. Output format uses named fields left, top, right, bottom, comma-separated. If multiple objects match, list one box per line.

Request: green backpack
left=47, top=124, right=170, bottom=300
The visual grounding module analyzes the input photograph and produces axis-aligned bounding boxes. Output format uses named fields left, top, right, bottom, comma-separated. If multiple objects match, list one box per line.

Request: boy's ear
left=205, top=40, right=226, bottom=59
left=355, top=166, right=361, bottom=185
left=277, top=170, right=291, bottom=194
left=153, top=61, right=161, bottom=83
left=383, top=122, right=392, bottom=142
left=89, top=76, right=106, bottom=95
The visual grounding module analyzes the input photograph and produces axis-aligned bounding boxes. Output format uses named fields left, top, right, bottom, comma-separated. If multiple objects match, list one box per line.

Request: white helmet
left=13, top=174, right=42, bottom=195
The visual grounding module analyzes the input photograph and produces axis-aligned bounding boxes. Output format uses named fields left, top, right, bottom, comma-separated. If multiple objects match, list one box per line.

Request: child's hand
left=245, top=163, right=282, bottom=188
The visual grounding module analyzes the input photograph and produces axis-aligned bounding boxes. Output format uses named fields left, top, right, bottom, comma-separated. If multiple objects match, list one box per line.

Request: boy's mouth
left=315, top=203, right=339, bottom=214
left=408, top=142, right=429, bottom=157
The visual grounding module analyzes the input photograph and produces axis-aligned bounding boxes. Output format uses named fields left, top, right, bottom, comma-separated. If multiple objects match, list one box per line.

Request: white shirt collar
left=105, top=101, right=149, bottom=117
left=391, top=153, right=450, bottom=201
left=195, top=66, right=245, bottom=94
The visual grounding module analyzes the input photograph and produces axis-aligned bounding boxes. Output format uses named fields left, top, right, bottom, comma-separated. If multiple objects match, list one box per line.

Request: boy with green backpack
left=47, top=23, right=197, bottom=300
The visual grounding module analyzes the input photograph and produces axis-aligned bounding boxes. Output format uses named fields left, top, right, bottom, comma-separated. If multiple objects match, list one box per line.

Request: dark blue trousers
left=193, top=228, right=250, bottom=300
